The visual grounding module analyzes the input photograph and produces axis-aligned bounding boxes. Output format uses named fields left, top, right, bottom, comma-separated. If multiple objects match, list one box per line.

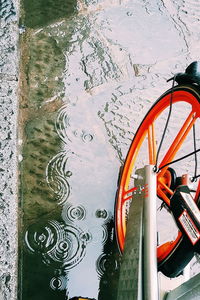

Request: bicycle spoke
left=159, top=111, right=197, bottom=176
left=148, top=123, right=157, bottom=165
left=157, top=178, right=174, bottom=196
left=157, top=187, right=171, bottom=207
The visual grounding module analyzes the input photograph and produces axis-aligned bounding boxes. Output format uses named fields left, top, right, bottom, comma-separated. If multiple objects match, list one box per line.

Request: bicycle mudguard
left=171, top=185, right=200, bottom=251
left=159, top=185, right=200, bottom=277
left=158, top=235, right=194, bottom=278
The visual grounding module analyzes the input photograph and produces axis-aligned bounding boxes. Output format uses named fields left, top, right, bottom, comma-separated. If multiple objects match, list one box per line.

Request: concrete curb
left=0, top=0, right=19, bottom=299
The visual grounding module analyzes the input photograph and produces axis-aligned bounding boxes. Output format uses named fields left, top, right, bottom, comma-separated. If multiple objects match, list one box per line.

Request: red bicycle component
left=115, top=84, right=200, bottom=275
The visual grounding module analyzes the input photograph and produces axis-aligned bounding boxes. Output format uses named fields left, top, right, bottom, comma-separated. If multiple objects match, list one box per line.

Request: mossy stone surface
left=22, top=0, right=77, bottom=28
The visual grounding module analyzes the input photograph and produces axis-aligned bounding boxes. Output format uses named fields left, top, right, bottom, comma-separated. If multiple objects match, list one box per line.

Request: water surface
left=19, top=0, right=200, bottom=299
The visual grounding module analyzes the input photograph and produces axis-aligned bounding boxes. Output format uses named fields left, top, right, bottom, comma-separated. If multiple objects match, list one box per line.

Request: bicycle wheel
left=115, top=84, right=200, bottom=276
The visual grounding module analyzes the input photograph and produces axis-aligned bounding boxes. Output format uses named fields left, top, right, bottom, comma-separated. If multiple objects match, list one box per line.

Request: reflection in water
left=25, top=220, right=89, bottom=271
left=46, top=152, right=72, bottom=205
left=41, top=90, right=119, bottom=298
left=22, top=0, right=77, bottom=28
left=96, top=253, right=119, bottom=278
left=20, top=1, right=194, bottom=298
left=96, top=219, right=121, bottom=300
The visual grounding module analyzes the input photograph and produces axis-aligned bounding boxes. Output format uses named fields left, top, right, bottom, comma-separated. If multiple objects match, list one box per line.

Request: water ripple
left=25, top=221, right=57, bottom=254
left=46, top=152, right=72, bottom=205
left=50, top=275, right=67, bottom=291
left=62, top=203, right=86, bottom=223
left=82, top=132, right=93, bottom=143
left=95, top=208, right=111, bottom=221
left=25, top=220, right=88, bottom=271
left=55, top=105, right=71, bottom=144
left=89, top=224, right=108, bottom=245
left=55, top=105, right=94, bottom=146
left=96, top=253, right=119, bottom=278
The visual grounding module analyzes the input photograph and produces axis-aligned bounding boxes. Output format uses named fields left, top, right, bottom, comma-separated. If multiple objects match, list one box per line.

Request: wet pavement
left=1, top=0, right=200, bottom=299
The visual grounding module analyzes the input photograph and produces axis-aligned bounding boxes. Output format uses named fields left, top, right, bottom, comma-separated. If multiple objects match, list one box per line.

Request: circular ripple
left=25, top=220, right=88, bottom=271
left=96, top=253, right=119, bottom=278
left=62, top=203, right=86, bottom=223
left=55, top=105, right=71, bottom=144
left=80, top=231, right=92, bottom=243
left=102, top=224, right=109, bottom=245
left=24, top=222, right=58, bottom=254
left=46, top=152, right=72, bottom=205
left=82, top=132, right=93, bottom=143
left=89, top=224, right=108, bottom=245
left=95, top=209, right=110, bottom=220
left=50, top=276, right=67, bottom=291
left=56, top=106, right=94, bottom=145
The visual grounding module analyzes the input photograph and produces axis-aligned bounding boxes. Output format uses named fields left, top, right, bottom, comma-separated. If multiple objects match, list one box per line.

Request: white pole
left=143, top=165, right=159, bottom=300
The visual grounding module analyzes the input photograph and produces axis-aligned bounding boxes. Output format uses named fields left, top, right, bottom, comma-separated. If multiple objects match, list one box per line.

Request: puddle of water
left=19, top=0, right=200, bottom=299
left=19, top=14, right=122, bottom=297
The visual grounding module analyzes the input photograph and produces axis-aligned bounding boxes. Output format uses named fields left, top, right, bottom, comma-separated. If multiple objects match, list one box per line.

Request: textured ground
left=0, top=0, right=19, bottom=299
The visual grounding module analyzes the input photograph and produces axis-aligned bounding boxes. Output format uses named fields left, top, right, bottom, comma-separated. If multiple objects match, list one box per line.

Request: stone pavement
left=0, top=0, right=19, bottom=299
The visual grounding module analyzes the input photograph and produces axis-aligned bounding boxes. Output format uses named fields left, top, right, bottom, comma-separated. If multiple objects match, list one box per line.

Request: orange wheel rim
left=116, top=87, right=200, bottom=255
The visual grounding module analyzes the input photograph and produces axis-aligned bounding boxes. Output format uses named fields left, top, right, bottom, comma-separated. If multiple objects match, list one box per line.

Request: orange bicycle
left=115, top=61, right=200, bottom=277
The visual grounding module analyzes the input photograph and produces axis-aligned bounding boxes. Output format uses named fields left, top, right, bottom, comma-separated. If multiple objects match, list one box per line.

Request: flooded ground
left=18, top=0, right=200, bottom=299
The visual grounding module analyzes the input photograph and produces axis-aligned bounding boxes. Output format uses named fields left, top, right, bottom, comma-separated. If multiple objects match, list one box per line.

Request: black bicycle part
left=158, top=235, right=194, bottom=278
left=157, top=62, right=200, bottom=178
left=171, top=186, right=200, bottom=251
left=168, top=61, right=200, bottom=86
